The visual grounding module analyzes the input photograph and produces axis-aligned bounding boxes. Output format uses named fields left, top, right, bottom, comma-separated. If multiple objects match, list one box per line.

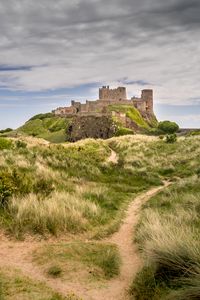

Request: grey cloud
left=147, top=0, right=200, bottom=29
left=0, top=0, right=199, bottom=105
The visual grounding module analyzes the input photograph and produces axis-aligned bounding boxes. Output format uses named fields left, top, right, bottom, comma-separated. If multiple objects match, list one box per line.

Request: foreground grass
left=33, top=241, right=121, bottom=282
left=0, top=136, right=159, bottom=238
left=0, top=135, right=200, bottom=239
left=130, top=176, right=200, bottom=300
left=0, top=267, right=78, bottom=300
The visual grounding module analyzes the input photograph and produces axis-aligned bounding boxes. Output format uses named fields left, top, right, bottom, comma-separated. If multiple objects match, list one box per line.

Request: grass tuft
left=47, top=266, right=63, bottom=278
left=132, top=177, right=200, bottom=299
left=33, top=241, right=121, bottom=281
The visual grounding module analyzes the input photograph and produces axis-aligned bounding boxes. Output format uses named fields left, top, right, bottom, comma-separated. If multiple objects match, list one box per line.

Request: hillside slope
left=10, top=113, right=71, bottom=143
left=1, top=106, right=158, bottom=143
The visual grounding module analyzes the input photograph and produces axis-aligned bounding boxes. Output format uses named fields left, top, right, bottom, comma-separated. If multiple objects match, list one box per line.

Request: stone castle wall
left=53, top=86, right=154, bottom=117
left=99, top=86, right=127, bottom=100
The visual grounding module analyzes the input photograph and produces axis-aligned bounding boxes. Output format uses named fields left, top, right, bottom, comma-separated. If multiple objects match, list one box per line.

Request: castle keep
left=53, top=86, right=154, bottom=117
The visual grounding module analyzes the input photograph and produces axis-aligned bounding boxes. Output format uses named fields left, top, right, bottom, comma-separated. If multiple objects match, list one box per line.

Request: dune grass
left=9, top=191, right=102, bottom=236
left=0, top=267, right=78, bottom=300
left=109, top=135, right=200, bottom=179
left=130, top=176, right=200, bottom=300
left=33, top=241, right=121, bottom=282
left=0, top=134, right=200, bottom=298
left=0, top=136, right=160, bottom=238
left=0, top=135, right=200, bottom=239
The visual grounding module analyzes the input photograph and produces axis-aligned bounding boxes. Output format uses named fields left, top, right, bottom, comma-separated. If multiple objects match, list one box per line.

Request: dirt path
left=0, top=183, right=170, bottom=300
left=85, top=182, right=170, bottom=300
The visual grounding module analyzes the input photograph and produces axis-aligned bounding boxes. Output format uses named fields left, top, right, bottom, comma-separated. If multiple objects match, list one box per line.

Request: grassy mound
left=33, top=241, right=120, bottom=282
left=17, top=113, right=72, bottom=143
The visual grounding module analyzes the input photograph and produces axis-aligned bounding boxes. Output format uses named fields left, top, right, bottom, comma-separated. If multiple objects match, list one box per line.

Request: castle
left=53, top=86, right=154, bottom=117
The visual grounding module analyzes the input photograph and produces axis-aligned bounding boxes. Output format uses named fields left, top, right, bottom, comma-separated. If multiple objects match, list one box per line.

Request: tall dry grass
left=131, top=176, right=200, bottom=300
left=9, top=191, right=101, bottom=235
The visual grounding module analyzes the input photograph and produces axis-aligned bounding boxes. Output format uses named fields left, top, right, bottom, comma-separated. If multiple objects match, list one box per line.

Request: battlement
left=99, top=86, right=127, bottom=101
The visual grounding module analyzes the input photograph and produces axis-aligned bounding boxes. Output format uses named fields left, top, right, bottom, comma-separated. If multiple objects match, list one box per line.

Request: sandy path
left=0, top=183, right=169, bottom=300
left=84, top=182, right=170, bottom=300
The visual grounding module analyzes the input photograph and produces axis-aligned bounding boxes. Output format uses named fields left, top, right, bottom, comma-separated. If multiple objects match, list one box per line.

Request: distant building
left=52, top=86, right=154, bottom=117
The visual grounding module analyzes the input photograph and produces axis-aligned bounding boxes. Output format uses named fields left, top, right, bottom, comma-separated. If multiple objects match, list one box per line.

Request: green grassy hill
left=109, top=104, right=158, bottom=135
left=4, top=113, right=71, bottom=143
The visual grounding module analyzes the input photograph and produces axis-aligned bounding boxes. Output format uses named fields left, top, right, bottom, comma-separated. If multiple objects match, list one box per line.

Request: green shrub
left=158, top=121, right=179, bottom=134
left=0, top=171, right=17, bottom=206
left=15, top=140, right=27, bottom=149
left=33, top=177, right=55, bottom=197
left=47, top=265, right=62, bottom=278
left=165, top=134, right=177, bottom=143
left=0, top=138, right=13, bottom=150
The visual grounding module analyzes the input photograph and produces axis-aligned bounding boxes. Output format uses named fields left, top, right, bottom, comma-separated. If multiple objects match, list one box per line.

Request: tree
left=158, top=121, right=179, bottom=134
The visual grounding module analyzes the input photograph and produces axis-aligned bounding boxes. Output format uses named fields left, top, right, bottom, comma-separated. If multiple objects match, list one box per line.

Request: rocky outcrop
left=66, top=115, right=116, bottom=142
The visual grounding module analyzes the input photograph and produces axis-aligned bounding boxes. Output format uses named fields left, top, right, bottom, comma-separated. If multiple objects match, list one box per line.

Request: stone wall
left=99, top=86, right=127, bottom=100
left=53, top=106, right=77, bottom=116
left=53, top=87, right=154, bottom=117
left=141, top=89, right=153, bottom=113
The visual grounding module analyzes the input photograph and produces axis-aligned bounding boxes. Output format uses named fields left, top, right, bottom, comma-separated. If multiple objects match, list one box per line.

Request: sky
left=0, top=0, right=200, bottom=129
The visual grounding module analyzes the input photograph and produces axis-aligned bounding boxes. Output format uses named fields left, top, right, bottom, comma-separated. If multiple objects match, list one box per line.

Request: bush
left=47, top=265, right=62, bottom=278
left=15, top=140, right=27, bottom=149
left=158, top=121, right=179, bottom=134
left=33, top=177, right=55, bottom=197
left=0, top=171, right=17, bottom=206
left=0, top=138, right=13, bottom=150
left=166, top=134, right=177, bottom=143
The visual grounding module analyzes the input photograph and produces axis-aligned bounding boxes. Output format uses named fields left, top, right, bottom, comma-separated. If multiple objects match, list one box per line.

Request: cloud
left=150, top=0, right=200, bottom=28
left=0, top=65, right=33, bottom=72
left=0, top=0, right=200, bottom=106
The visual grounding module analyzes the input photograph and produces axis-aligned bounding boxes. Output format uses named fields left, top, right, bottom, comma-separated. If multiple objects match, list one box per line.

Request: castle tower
left=99, top=86, right=127, bottom=101
left=141, top=89, right=153, bottom=114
